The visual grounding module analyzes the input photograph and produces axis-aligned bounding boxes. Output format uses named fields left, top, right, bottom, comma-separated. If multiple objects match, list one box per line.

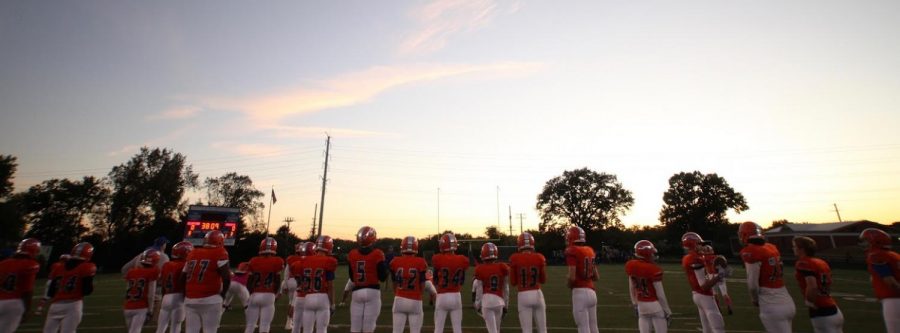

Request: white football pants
left=392, top=297, right=424, bottom=333
left=43, top=300, right=83, bottom=333
left=882, top=298, right=900, bottom=333
left=185, top=298, right=224, bottom=333
left=810, top=309, right=844, bottom=333
left=517, top=290, right=547, bottom=333
left=124, top=308, right=148, bottom=333
left=245, top=293, right=277, bottom=333
left=637, top=306, right=667, bottom=333
left=571, top=288, right=598, bottom=333
left=224, top=283, right=250, bottom=309
left=302, top=293, right=331, bottom=333
left=290, top=296, right=306, bottom=333
left=351, top=288, right=381, bottom=332
left=284, top=279, right=298, bottom=330
left=691, top=292, right=724, bottom=333
left=481, top=294, right=505, bottom=333
left=433, top=292, right=462, bottom=333
left=156, top=293, right=186, bottom=333
left=758, top=287, right=795, bottom=333
left=0, top=299, right=24, bottom=333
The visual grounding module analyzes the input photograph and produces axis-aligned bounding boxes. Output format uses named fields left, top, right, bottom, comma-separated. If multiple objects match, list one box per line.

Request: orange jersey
left=626, top=259, right=663, bottom=302
left=160, top=260, right=187, bottom=295
left=431, top=253, right=469, bottom=294
left=286, top=255, right=303, bottom=269
left=866, top=249, right=900, bottom=299
left=298, top=254, right=337, bottom=294
left=509, top=252, right=546, bottom=291
left=124, top=266, right=160, bottom=309
left=565, top=245, right=596, bottom=289
left=348, top=248, right=385, bottom=288
left=474, top=262, right=509, bottom=298
left=390, top=255, right=428, bottom=300
left=289, top=258, right=308, bottom=297
left=0, top=257, right=40, bottom=300
left=183, top=247, right=230, bottom=299
left=248, top=255, right=285, bottom=293
left=49, top=261, right=97, bottom=302
left=795, top=257, right=837, bottom=309
left=682, top=252, right=713, bottom=296
left=702, top=254, right=717, bottom=275
left=740, top=243, right=785, bottom=289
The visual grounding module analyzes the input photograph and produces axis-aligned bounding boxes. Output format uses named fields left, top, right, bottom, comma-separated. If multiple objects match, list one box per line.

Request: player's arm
left=146, top=279, right=157, bottom=319
left=566, top=265, right=577, bottom=288
left=246, top=271, right=257, bottom=295
left=472, top=279, right=483, bottom=310
left=591, top=264, right=599, bottom=281
left=802, top=275, right=819, bottom=308
left=273, top=272, right=281, bottom=297
left=377, top=259, right=388, bottom=283
left=19, top=266, right=38, bottom=322
left=871, top=261, right=900, bottom=294
left=653, top=280, right=672, bottom=316
left=217, top=264, right=231, bottom=299
left=538, top=260, right=547, bottom=285
left=695, top=266, right=721, bottom=292
left=627, top=277, right=638, bottom=306
left=339, top=279, right=353, bottom=306
left=744, top=262, right=761, bottom=306
left=326, top=270, right=336, bottom=312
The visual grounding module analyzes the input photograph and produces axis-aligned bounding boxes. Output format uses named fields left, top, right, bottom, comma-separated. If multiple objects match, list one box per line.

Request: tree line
left=0, top=149, right=751, bottom=270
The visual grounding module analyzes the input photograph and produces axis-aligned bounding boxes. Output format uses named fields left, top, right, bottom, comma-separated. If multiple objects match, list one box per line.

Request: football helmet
left=315, top=235, right=334, bottom=255
left=302, top=242, right=316, bottom=256
left=356, top=226, right=377, bottom=247
left=140, top=249, right=161, bottom=266
left=171, top=241, right=193, bottom=260
left=71, top=242, right=94, bottom=261
left=681, top=232, right=703, bottom=250
left=439, top=233, right=458, bottom=253
left=204, top=230, right=225, bottom=248
left=859, top=228, right=892, bottom=250
left=738, top=222, right=764, bottom=245
left=634, top=240, right=657, bottom=260
left=480, top=242, right=499, bottom=261
left=566, top=225, right=586, bottom=246
left=517, top=232, right=535, bottom=251
left=16, top=238, right=41, bottom=259
left=401, top=236, right=419, bottom=254
left=259, top=237, right=278, bottom=255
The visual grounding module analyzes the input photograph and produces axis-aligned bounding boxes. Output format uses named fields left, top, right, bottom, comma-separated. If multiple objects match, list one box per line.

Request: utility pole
left=517, top=213, right=525, bottom=233
left=310, top=203, right=317, bottom=240
left=316, top=135, right=331, bottom=238
left=283, top=216, right=294, bottom=232
left=833, top=203, right=843, bottom=222
left=508, top=205, right=513, bottom=236
left=437, top=187, right=441, bottom=234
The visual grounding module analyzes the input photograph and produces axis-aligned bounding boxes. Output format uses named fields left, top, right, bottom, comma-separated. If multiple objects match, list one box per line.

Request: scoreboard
left=184, top=205, right=241, bottom=246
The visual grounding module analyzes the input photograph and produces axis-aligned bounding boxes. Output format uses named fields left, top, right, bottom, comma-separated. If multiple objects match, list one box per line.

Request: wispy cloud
left=194, top=61, right=542, bottom=127
left=146, top=106, right=203, bottom=121
left=107, top=126, right=195, bottom=157
left=210, top=142, right=288, bottom=157
left=268, top=125, right=391, bottom=139
left=399, top=0, right=521, bottom=56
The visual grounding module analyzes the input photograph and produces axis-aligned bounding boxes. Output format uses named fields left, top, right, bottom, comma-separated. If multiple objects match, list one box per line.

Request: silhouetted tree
left=204, top=172, right=265, bottom=232
left=21, top=177, right=110, bottom=258
left=0, top=155, right=16, bottom=199
left=659, top=171, right=748, bottom=247
left=536, top=168, right=634, bottom=233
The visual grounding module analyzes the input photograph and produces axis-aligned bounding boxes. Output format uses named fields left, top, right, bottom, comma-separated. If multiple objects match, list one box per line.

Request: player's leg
left=638, top=314, right=652, bottom=333
left=571, top=289, right=588, bottom=333
left=128, top=309, right=148, bottom=333
left=53, top=301, right=83, bottom=333
left=651, top=311, right=668, bottom=333
left=350, top=289, right=365, bottom=333
left=245, top=293, right=262, bottom=333
left=693, top=293, right=724, bottom=333
left=517, top=291, right=534, bottom=333
left=201, top=302, right=225, bottom=333
left=301, top=300, right=316, bottom=333
left=363, top=289, right=382, bottom=333
left=156, top=294, right=173, bottom=333
left=172, top=294, right=186, bottom=333
left=0, top=299, right=25, bottom=333
left=315, top=306, right=330, bottom=333
left=238, top=285, right=251, bottom=309
left=759, top=303, right=793, bottom=333
left=258, top=293, right=277, bottom=333
left=483, top=305, right=502, bottom=333
left=432, top=294, right=448, bottom=333
left=285, top=278, right=298, bottom=330
left=811, top=310, right=844, bottom=333
left=391, top=297, right=406, bottom=333
left=410, top=299, right=424, bottom=333
left=184, top=303, right=202, bottom=333
left=534, top=290, right=548, bottom=333
left=291, top=297, right=305, bottom=333
left=884, top=298, right=900, bottom=333
left=42, top=302, right=63, bottom=333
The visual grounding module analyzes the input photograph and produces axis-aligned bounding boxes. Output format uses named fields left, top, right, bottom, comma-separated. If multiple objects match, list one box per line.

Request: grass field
left=16, top=263, right=886, bottom=332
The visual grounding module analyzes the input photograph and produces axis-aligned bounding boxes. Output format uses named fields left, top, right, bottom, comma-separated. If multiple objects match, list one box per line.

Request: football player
left=289, top=242, right=315, bottom=333
left=792, top=236, right=844, bottom=332
left=347, top=226, right=387, bottom=333
left=183, top=230, right=231, bottom=333
left=738, top=222, right=795, bottom=333
left=124, top=249, right=162, bottom=333
left=283, top=243, right=307, bottom=330
left=860, top=228, right=899, bottom=333
left=122, top=237, right=170, bottom=273
left=390, top=236, right=429, bottom=333
left=43, top=242, right=97, bottom=333
left=245, top=237, right=285, bottom=333
left=300, top=235, right=338, bottom=333
left=700, top=244, right=732, bottom=315
left=225, top=262, right=250, bottom=311
left=626, top=240, right=671, bottom=333
left=473, top=242, right=509, bottom=333
left=157, top=241, right=193, bottom=333
left=509, top=232, right=547, bottom=333
left=35, top=254, right=69, bottom=316
left=0, top=238, right=41, bottom=333
left=681, top=232, right=725, bottom=333
left=565, top=226, right=599, bottom=333
left=431, top=232, right=469, bottom=333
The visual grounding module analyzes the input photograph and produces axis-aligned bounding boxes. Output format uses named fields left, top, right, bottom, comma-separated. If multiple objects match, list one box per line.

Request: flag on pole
left=271, top=188, right=277, bottom=204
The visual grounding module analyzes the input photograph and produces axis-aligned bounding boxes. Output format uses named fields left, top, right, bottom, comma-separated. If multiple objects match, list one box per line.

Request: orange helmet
left=236, top=262, right=250, bottom=273
left=738, top=222, right=764, bottom=245
left=480, top=242, right=499, bottom=261
left=204, top=230, right=225, bottom=248
left=634, top=240, right=657, bottom=260
left=140, top=249, right=161, bottom=266
left=294, top=242, right=305, bottom=254
left=315, top=235, right=334, bottom=255
left=681, top=232, right=703, bottom=250
left=16, top=238, right=41, bottom=259
left=859, top=228, right=892, bottom=250
left=400, top=236, right=419, bottom=254
left=566, top=225, right=586, bottom=246
left=517, top=232, right=536, bottom=251
left=302, top=242, right=316, bottom=256
left=700, top=244, right=714, bottom=255
left=356, top=226, right=377, bottom=247
left=439, top=233, right=458, bottom=253
left=171, top=241, right=193, bottom=260
left=259, top=237, right=278, bottom=255
left=71, top=242, right=94, bottom=261
left=58, top=254, right=71, bottom=262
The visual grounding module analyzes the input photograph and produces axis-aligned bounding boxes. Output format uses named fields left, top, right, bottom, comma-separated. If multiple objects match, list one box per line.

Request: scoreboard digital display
left=184, top=205, right=241, bottom=246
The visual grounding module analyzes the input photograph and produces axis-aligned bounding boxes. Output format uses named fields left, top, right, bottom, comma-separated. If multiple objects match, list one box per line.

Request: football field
left=16, top=263, right=885, bottom=332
